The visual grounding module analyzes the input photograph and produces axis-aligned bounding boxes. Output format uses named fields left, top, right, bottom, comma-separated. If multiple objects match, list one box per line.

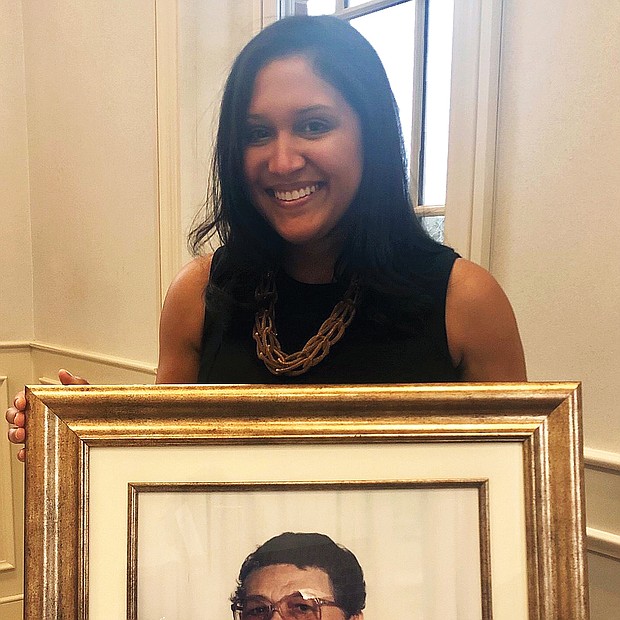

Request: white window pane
left=351, top=1, right=417, bottom=173
left=305, top=0, right=337, bottom=15
left=420, top=215, right=445, bottom=243
left=422, top=0, right=454, bottom=206
left=346, top=0, right=370, bottom=6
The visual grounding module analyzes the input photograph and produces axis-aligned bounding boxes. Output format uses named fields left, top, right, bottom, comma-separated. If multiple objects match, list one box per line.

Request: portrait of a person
left=231, top=532, right=365, bottom=620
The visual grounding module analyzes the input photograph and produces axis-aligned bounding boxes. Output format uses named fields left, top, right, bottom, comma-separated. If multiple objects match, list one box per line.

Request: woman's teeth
left=273, top=185, right=318, bottom=202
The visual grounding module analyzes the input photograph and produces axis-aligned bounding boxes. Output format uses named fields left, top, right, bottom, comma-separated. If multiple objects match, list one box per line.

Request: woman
left=6, top=16, right=526, bottom=457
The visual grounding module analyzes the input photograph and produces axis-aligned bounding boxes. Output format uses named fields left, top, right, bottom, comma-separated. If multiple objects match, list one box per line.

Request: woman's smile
left=269, top=183, right=323, bottom=203
left=243, top=55, right=363, bottom=251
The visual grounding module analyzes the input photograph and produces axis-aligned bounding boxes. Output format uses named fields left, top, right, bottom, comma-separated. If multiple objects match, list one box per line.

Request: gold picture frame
left=24, top=383, right=589, bottom=619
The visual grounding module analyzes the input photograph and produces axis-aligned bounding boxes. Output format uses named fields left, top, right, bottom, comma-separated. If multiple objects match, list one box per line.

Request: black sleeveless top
left=198, top=246, right=461, bottom=384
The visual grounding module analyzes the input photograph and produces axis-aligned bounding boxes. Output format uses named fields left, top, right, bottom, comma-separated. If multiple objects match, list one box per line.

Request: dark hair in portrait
left=190, top=15, right=444, bottom=321
left=233, top=532, right=366, bottom=619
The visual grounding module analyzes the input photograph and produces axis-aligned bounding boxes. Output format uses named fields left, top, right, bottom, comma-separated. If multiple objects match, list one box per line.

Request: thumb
left=58, top=369, right=90, bottom=386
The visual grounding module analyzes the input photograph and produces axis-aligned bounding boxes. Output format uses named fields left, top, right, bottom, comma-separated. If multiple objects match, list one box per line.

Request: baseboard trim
left=584, top=447, right=620, bottom=474
left=29, top=342, right=156, bottom=375
left=587, top=527, right=620, bottom=561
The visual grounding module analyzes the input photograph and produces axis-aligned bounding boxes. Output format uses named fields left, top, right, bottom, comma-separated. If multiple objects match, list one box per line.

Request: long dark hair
left=191, top=15, right=445, bottom=319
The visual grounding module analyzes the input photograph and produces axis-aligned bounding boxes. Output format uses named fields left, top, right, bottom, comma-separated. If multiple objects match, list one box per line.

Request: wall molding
left=0, top=341, right=31, bottom=351
left=444, top=0, right=503, bottom=268
left=587, top=527, right=620, bottom=562
left=0, top=340, right=156, bottom=377
left=584, top=447, right=620, bottom=562
left=584, top=447, right=620, bottom=474
left=583, top=448, right=620, bottom=560
left=0, top=340, right=156, bottom=375
left=0, top=594, right=23, bottom=605
left=29, top=341, right=156, bottom=375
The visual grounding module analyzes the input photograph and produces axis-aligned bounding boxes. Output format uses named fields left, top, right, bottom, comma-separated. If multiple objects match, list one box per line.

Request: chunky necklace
left=253, top=271, right=361, bottom=377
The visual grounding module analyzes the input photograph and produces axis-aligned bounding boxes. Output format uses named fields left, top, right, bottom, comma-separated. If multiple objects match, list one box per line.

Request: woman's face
left=243, top=55, right=363, bottom=253
left=242, top=563, right=349, bottom=619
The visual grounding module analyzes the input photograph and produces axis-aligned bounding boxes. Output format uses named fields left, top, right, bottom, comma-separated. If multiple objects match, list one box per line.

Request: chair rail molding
left=0, top=342, right=31, bottom=351
left=584, top=447, right=620, bottom=562
left=28, top=342, right=156, bottom=375
left=587, top=528, right=620, bottom=562
left=0, top=340, right=156, bottom=377
left=584, top=447, right=620, bottom=474
left=0, top=594, right=24, bottom=605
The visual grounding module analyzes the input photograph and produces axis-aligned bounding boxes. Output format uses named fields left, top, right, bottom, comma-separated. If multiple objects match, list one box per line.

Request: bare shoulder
left=447, top=258, right=506, bottom=309
left=165, top=254, right=213, bottom=302
left=156, top=254, right=214, bottom=384
left=446, top=258, right=527, bottom=381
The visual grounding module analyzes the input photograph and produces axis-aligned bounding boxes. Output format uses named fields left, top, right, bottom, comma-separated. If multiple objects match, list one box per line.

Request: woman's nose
left=267, top=134, right=305, bottom=175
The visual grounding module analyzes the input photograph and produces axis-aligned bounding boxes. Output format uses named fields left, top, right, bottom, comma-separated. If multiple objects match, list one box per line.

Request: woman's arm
left=446, top=259, right=527, bottom=381
left=155, top=255, right=213, bottom=384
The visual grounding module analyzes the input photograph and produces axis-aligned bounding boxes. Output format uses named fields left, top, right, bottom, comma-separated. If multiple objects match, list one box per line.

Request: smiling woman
left=174, top=15, right=525, bottom=386
left=6, top=15, right=526, bottom=458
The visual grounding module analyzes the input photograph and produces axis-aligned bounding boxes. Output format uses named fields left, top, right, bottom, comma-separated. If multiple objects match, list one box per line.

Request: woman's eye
left=245, top=126, right=272, bottom=145
left=297, top=119, right=332, bottom=136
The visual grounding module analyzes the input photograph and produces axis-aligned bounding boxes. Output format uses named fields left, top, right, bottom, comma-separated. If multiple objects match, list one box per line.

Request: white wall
left=0, top=1, right=30, bottom=617
left=493, top=0, right=620, bottom=451
left=492, top=0, right=620, bottom=615
left=0, top=0, right=33, bottom=343
left=179, top=0, right=260, bottom=262
left=1, top=2, right=159, bottom=614
left=22, top=0, right=161, bottom=367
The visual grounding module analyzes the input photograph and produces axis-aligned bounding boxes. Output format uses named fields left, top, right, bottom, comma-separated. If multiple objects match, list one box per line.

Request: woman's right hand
left=5, top=369, right=89, bottom=462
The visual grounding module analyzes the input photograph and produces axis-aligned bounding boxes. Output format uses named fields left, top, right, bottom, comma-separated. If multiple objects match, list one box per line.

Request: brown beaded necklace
left=252, top=271, right=361, bottom=377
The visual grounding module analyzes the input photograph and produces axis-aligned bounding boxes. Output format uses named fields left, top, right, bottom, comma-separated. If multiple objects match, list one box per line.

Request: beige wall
left=22, top=0, right=161, bottom=365
left=1, top=0, right=159, bottom=615
left=0, top=0, right=33, bottom=343
left=179, top=0, right=260, bottom=262
left=493, top=0, right=620, bottom=615
left=0, top=1, right=30, bottom=617
left=1, top=0, right=618, bottom=616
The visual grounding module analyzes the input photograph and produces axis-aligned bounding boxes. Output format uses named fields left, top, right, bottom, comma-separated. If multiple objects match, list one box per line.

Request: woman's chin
left=275, top=222, right=345, bottom=251
left=277, top=228, right=323, bottom=248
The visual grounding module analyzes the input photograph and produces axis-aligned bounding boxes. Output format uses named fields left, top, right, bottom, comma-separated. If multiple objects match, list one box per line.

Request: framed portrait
left=24, top=383, right=589, bottom=619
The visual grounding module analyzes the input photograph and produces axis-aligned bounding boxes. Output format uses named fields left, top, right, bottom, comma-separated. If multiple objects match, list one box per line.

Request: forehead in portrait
left=210, top=15, right=411, bottom=259
left=232, top=532, right=366, bottom=620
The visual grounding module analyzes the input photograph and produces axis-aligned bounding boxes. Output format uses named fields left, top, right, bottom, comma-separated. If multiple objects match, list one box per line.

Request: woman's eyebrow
left=246, top=113, right=269, bottom=122
left=246, top=105, right=337, bottom=121
left=296, top=104, right=335, bottom=114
